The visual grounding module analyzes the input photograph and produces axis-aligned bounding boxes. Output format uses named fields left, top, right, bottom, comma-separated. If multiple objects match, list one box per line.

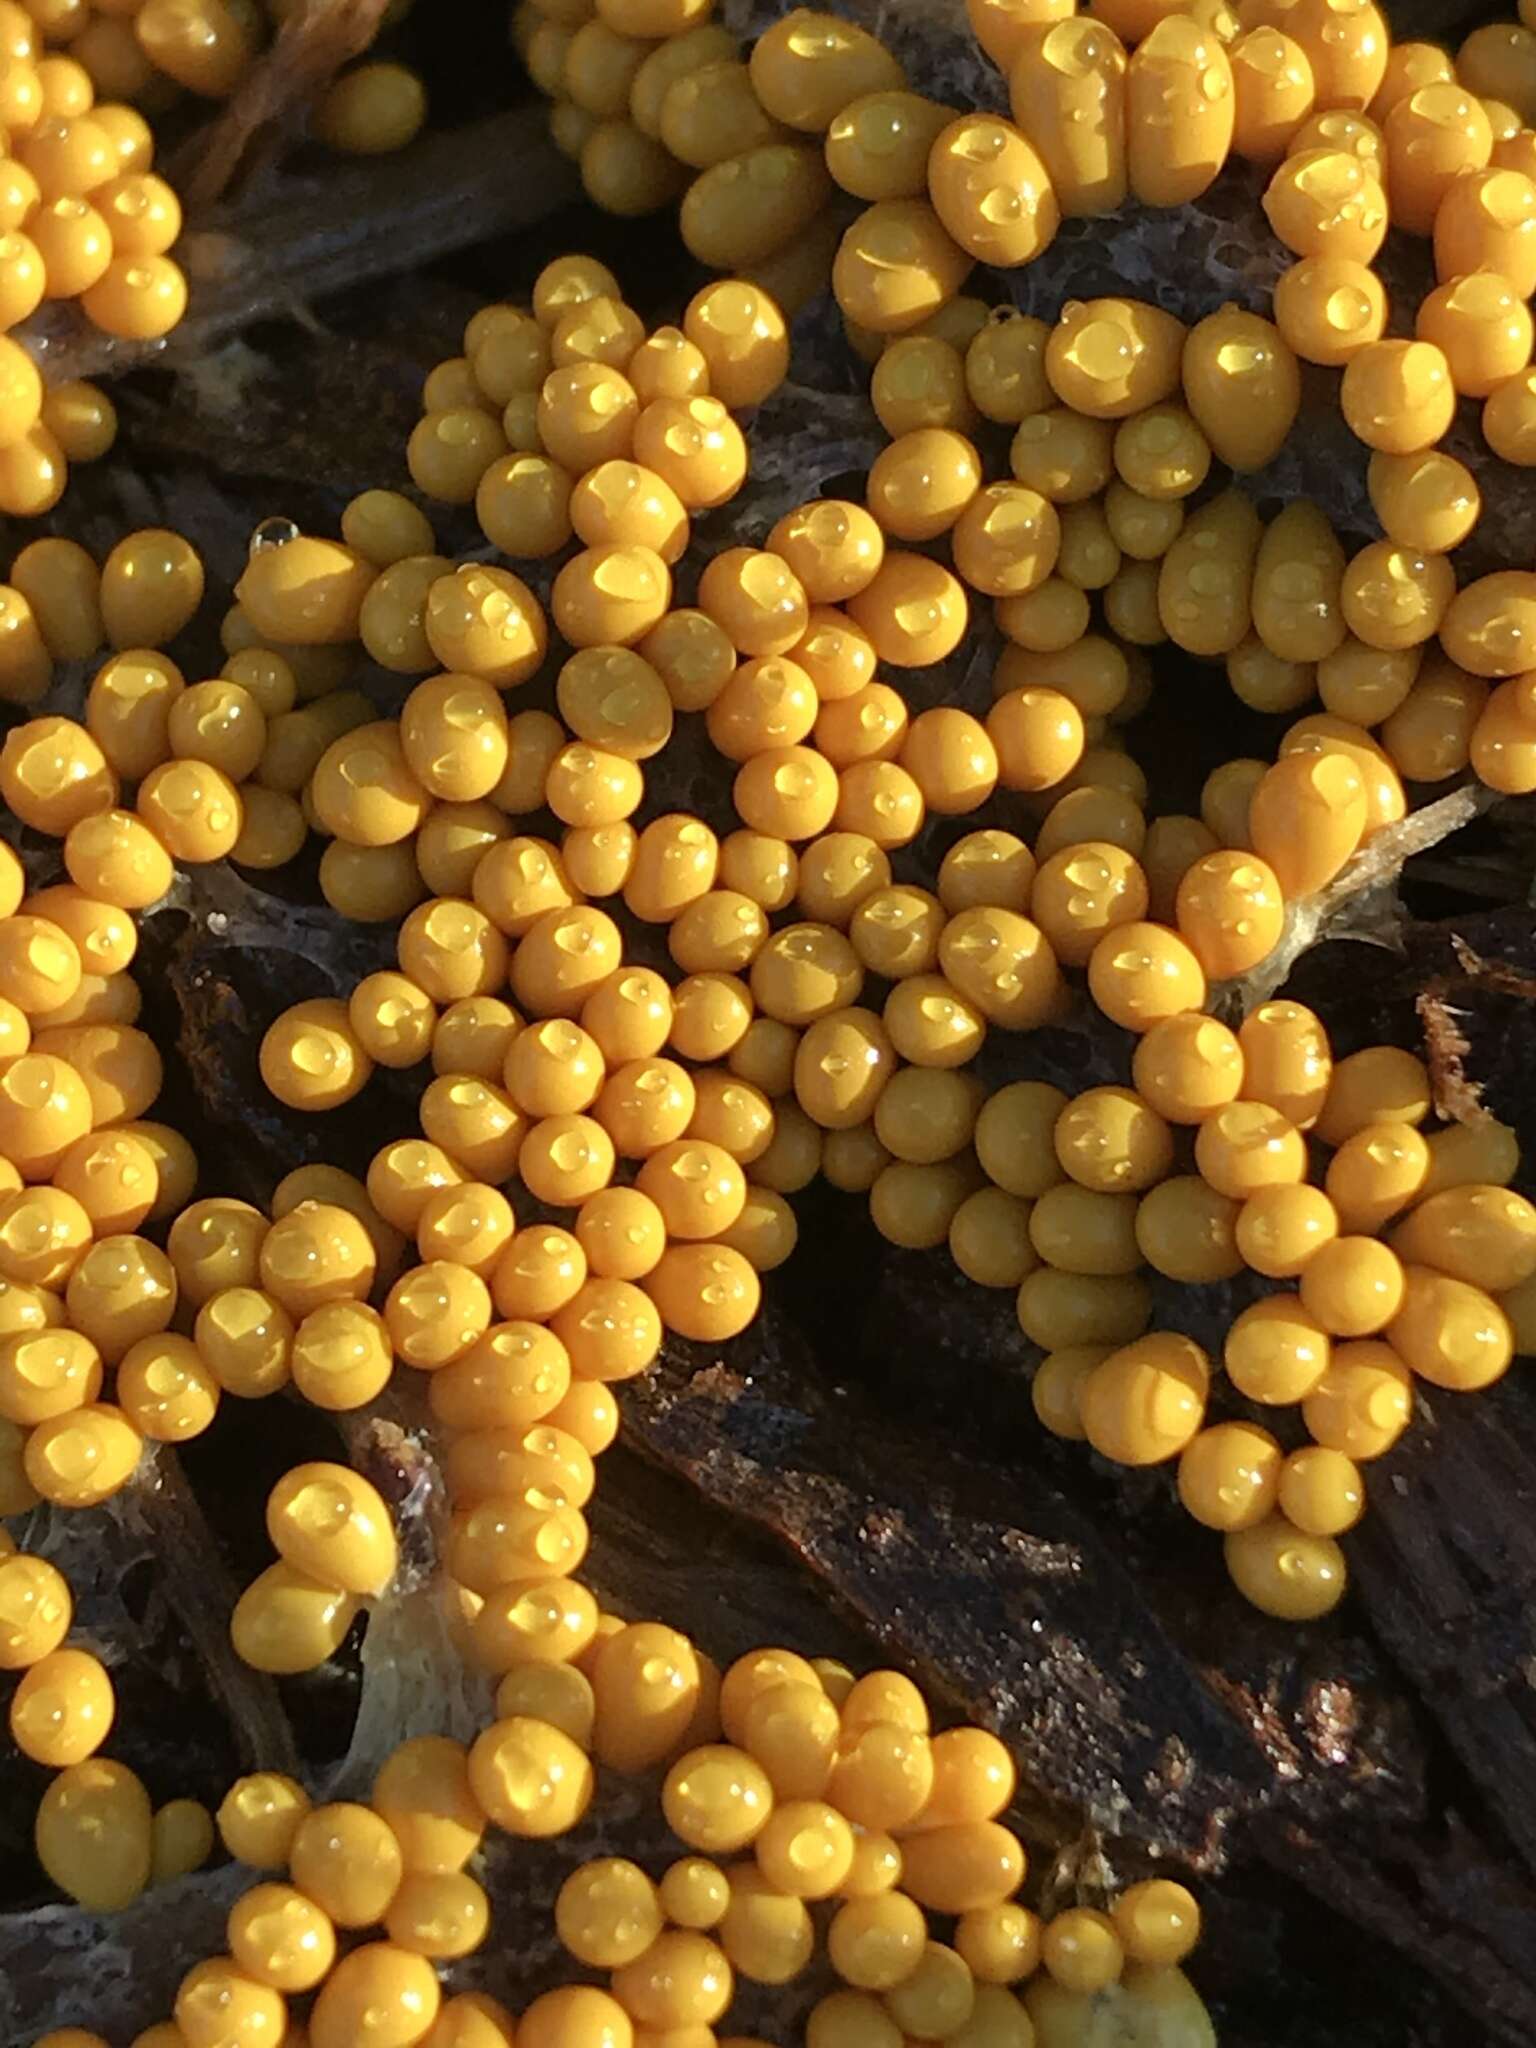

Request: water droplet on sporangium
left=249, top=516, right=298, bottom=554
